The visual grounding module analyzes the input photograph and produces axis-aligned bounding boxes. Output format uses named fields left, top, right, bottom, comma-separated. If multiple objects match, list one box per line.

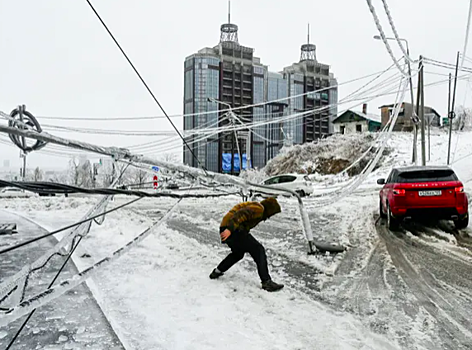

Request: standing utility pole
left=447, top=52, right=460, bottom=165
left=427, top=113, right=432, bottom=162
left=18, top=105, right=27, bottom=180
left=417, top=56, right=426, bottom=166
left=405, top=45, right=419, bottom=165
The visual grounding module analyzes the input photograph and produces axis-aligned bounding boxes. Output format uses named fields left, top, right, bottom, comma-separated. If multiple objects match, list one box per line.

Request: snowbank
left=264, top=133, right=391, bottom=177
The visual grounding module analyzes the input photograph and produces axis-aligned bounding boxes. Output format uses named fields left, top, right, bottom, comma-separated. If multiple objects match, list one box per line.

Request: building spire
left=220, top=0, right=239, bottom=43
left=300, top=23, right=316, bottom=62
left=307, top=23, right=310, bottom=44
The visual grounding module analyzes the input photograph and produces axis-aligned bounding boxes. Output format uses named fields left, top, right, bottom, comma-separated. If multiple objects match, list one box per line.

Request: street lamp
left=208, top=98, right=244, bottom=174
left=373, top=35, right=419, bottom=164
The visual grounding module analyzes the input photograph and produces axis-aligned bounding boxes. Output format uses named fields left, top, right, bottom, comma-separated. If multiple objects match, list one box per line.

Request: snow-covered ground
left=2, top=129, right=472, bottom=349
left=1, top=196, right=397, bottom=350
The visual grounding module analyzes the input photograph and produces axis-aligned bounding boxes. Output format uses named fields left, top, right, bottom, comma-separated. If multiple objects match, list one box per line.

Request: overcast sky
left=1, top=0, right=471, bottom=171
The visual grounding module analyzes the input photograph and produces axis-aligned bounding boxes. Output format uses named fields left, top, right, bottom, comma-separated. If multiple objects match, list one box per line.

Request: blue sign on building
left=222, top=153, right=252, bottom=172
left=152, top=166, right=160, bottom=172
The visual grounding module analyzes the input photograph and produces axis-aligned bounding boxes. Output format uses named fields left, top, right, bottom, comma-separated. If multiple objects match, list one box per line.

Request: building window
left=340, top=126, right=345, bottom=134
left=356, top=124, right=362, bottom=132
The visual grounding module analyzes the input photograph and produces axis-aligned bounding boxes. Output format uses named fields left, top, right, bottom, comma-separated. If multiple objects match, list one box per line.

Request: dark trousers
left=217, top=232, right=271, bottom=283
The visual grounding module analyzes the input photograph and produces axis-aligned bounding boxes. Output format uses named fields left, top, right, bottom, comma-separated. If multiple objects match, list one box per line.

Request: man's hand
left=220, top=229, right=231, bottom=242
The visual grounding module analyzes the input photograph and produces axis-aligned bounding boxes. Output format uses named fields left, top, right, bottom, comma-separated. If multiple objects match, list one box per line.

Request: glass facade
left=183, top=55, right=220, bottom=171
left=329, top=75, right=338, bottom=134
left=183, top=58, right=194, bottom=167
left=263, top=72, right=288, bottom=164
left=286, top=73, right=305, bottom=145
left=283, top=60, right=336, bottom=144
left=252, top=66, right=267, bottom=169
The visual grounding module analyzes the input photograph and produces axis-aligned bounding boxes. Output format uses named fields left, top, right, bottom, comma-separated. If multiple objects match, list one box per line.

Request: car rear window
left=396, top=169, right=458, bottom=183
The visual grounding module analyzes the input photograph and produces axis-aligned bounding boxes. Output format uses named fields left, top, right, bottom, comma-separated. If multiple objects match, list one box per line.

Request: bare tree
left=99, top=160, right=115, bottom=187
left=68, top=157, right=93, bottom=187
left=34, top=167, right=43, bottom=181
left=98, top=160, right=134, bottom=187
left=132, top=168, right=149, bottom=189
left=162, top=153, right=180, bottom=163
left=454, top=106, right=472, bottom=131
left=68, top=157, right=80, bottom=186
left=78, top=160, right=93, bottom=188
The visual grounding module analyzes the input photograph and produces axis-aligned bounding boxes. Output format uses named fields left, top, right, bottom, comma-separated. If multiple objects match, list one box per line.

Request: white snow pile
left=239, top=168, right=268, bottom=184
left=264, top=133, right=391, bottom=177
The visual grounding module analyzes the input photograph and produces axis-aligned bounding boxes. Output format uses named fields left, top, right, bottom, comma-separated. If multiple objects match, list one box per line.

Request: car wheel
left=387, top=203, right=399, bottom=231
left=296, top=190, right=306, bottom=197
left=454, top=213, right=469, bottom=230
left=379, top=199, right=387, bottom=218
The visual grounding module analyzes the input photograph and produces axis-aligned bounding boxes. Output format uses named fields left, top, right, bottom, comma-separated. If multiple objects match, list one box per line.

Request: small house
left=379, top=102, right=441, bottom=131
left=332, top=104, right=381, bottom=134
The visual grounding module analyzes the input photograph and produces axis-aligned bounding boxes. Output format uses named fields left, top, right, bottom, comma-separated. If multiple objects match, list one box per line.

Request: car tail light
left=393, top=189, right=406, bottom=196
left=455, top=186, right=464, bottom=193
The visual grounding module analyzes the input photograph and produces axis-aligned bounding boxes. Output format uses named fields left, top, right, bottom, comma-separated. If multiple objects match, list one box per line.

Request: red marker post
left=153, top=175, right=158, bottom=190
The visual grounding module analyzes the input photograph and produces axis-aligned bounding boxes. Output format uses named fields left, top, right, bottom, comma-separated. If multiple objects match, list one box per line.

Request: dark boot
left=209, top=268, right=224, bottom=280
left=261, top=280, right=284, bottom=292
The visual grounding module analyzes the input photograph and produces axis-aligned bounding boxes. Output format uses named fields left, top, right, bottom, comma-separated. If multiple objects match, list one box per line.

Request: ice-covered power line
left=83, top=0, right=205, bottom=172
left=461, top=0, right=472, bottom=69
left=33, top=66, right=398, bottom=122
left=0, top=200, right=182, bottom=329
left=309, top=78, right=409, bottom=208
left=41, top=113, right=231, bottom=137
left=5, top=63, right=458, bottom=160
left=423, top=57, right=472, bottom=73
left=365, top=0, right=408, bottom=75
left=0, top=67, right=416, bottom=158
left=380, top=0, right=414, bottom=63
left=179, top=71, right=406, bottom=137
left=0, top=177, right=124, bottom=310
left=8, top=69, right=464, bottom=160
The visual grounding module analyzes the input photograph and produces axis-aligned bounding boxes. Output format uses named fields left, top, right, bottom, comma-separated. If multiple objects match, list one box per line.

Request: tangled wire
left=8, top=106, right=47, bottom=152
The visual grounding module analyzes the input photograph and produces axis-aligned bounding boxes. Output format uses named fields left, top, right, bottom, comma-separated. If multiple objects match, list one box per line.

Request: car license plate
left=418, top=190, right=442, bottom=197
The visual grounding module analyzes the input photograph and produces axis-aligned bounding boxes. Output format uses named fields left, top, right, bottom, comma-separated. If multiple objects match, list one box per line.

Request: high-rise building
left=282, top=28, right=337, bottom=144
left=329, top=73, right=338, bottom=134
left=183, top=8, right=282, bottom=174
left=183, top=14, right=336, bottom=173
left=260, top=72, right=288, bottom=166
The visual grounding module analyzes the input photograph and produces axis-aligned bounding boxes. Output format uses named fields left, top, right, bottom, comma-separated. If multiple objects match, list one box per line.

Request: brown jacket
left=220, top=198, right=281, bottom=235
left=221, top=202, right=265, bottom=234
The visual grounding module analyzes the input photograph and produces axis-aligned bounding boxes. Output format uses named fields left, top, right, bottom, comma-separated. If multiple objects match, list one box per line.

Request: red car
left=378, top=166, right=469, bottom=230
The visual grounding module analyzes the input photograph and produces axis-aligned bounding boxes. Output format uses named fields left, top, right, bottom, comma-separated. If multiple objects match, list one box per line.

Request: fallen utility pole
left=0, top=118, right=345, bottom=255
left=447, top=52, right=460, bottom=165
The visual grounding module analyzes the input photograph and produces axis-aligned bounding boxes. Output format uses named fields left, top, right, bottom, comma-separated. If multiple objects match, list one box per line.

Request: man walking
left=209, top=197, right=284, bottom=292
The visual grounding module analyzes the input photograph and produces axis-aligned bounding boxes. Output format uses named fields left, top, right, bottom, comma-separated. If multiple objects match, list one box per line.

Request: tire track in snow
left=324, top=236, right=429, bottom=350
left=378, top=223, right=472, bottom=350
